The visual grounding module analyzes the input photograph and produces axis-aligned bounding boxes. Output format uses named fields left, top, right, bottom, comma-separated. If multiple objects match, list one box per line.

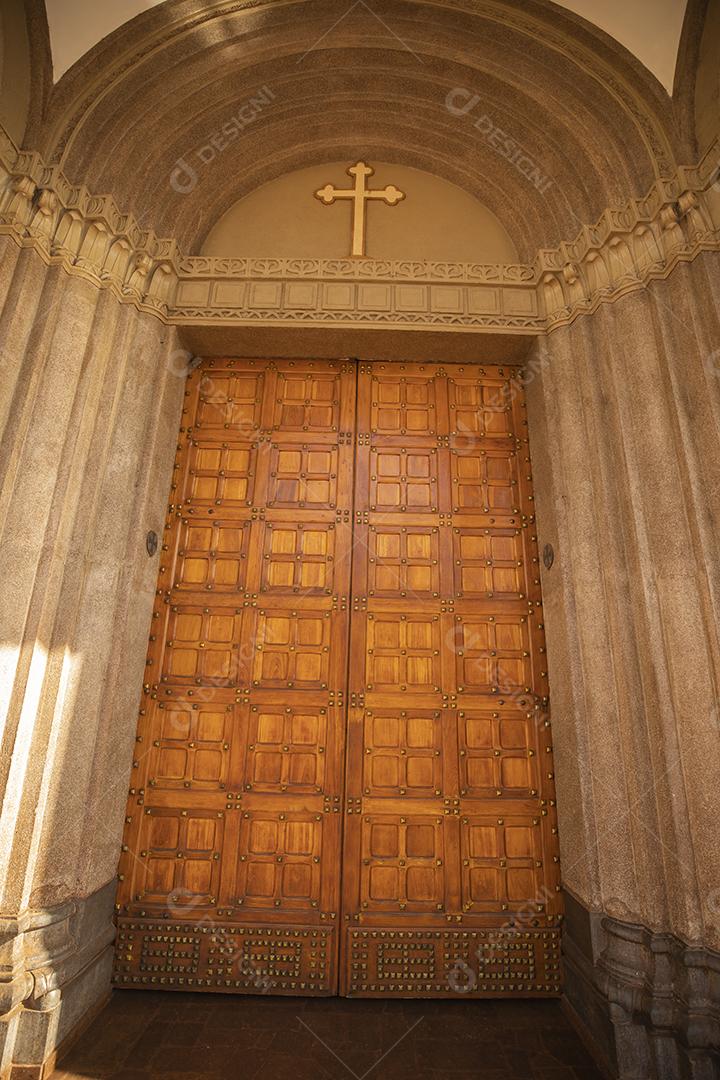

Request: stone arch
left=0, top=0, right=51, bottom=148
left=30, top=0, right=684, bottom=258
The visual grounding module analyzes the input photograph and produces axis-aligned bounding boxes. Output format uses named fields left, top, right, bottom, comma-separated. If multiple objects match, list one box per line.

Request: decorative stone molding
left=0, top=883, right=116, bottom=1079
left=563, top=892, right=720, bottom=1080
left=171, top=257, right=542, bottom=332
left=0, top=124, right=718, bottom=338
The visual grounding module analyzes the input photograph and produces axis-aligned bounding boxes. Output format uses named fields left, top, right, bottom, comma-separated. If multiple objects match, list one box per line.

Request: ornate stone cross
left=314, top=161, right=405, bottom=257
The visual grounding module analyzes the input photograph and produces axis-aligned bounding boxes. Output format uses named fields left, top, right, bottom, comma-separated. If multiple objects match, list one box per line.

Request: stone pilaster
left=0, top=239, right=186, bottom=1077
left=527, top=253, right=720, bottom=1077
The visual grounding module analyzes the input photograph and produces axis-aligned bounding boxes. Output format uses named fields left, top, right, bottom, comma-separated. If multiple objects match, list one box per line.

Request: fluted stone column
left=0, top=238, right=186, bottom=1077
left=526, top=251, right=720, bottom=1079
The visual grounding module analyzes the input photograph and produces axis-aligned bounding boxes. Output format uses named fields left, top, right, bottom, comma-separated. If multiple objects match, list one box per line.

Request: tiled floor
left=52, top=991, right=606, bottom=1080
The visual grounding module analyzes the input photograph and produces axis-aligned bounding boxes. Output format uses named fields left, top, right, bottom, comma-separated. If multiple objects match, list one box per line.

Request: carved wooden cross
left=314, top=161, right=405, bottom=257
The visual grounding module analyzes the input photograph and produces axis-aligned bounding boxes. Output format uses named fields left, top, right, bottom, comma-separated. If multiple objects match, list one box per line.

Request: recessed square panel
left=452, top=527, right=525, bottom=599
left=450, top=449, right=517, bottom=515
left=369, top=448, right=438, bottom=514
left=194, top=369, right=264, bottom=433
left=365, top=613, right=441, bottom=692
left=261, top=522, right=337, bottom=595
left=252, top=609, right=334, bottom=689
left=460, top=816, right=543, bottom=913
left=273, top=370, right=341, bottom=431
left=161, top=606, right=244, bottom=685
left=186, top=442, right=256, bottom=508
left=454, top=616, right=531, bottom=694
left=134, top=809, right=223, bottom=907
left=371, top=376, right=437, bottom=434
left=150, top=698, right=236, bottom=791
left=235, top=813, right=323, bottom=910
left=367, top=525, right=440, bottom=599
left=458, top=710, right=534, bottom=797
left=174, top=519, right=251, bottom=593
left=268, top=443, right=338, bottom=509
left=362, top=710, right=442, bottom=796
left=360, top=815, right=444, bottom=911
left=448, top=376, right=514, bottom=440
left=246, top=704, right=328, bottom=792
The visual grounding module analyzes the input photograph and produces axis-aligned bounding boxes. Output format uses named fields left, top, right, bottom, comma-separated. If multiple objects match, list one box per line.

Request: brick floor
left=52, top=991, right=606, bottom=1079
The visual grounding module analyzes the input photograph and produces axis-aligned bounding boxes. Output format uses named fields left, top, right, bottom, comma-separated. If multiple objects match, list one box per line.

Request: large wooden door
left=115, top=358, right=356, bottom=995
left=114, top=358, right=561, bottom=999
left=340, top=361, right=561, bottom=997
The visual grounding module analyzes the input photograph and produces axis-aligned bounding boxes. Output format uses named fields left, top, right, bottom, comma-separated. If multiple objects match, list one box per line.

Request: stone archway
left=1, top=2, right=720, bottom=1077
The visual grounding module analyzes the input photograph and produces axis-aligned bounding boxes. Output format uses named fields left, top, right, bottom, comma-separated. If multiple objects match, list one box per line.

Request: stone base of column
left=562, top=890, right=720, bottom=1080
left=0, top=881, right=115, bottom=1079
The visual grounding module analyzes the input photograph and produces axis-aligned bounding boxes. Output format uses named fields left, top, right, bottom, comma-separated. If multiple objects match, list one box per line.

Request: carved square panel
left=134, top=808, right=223, bottom=907
left=174, top=519, right=252, bottom=593
left=267, top=443, right=338, bottom=509
left=458, top=710, right=534, bottom=797
left=360, top=815, right=444, bottom=910
left=273, top=370, right=341, bottom=431
left=460, top=816, right=542, bottom=912
left=452, top=527, right=525, bottom=599
left=452, top=615, right=531, bottom=694
left=430, top=285, right=463, bottom=313
left=260, top=522, right=338, bottom=595
left=362, top=710, right=442, bottom=796
left=448, top=376, right=514, bottom=440
left=251, top=608, right=333, bottom=689
left=194, top=369, right=264, bottom=433
left=369, top=447, right=438, bottom=513
left=246, top=703, right=329, bottom=792
left=367, top=525, right=440, bottom=598
left=248, top=282, right=282, bottom=308
left=365, top=612, right=442, bottom=692
left=450, top=449, right=517, bottom=514
left=186, top=442, right=256, bottom=509
left=161, top=607, right=244, bottom=686
left=235, top=813, right=323, bottom=910
left=358, top=284, right=391, bottom=311
left=149, top=698, right=236, bottom=791
left=370, top=376, right=437, bottom=434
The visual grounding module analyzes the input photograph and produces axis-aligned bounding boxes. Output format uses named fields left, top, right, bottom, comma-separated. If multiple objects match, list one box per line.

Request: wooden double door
left=114, top=358, right=561, bottom=998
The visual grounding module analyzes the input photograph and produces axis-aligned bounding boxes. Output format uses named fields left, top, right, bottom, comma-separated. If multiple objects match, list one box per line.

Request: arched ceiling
left=32, top=0, right=686, bottom=260
left=44, top=0, right=688, bottom=91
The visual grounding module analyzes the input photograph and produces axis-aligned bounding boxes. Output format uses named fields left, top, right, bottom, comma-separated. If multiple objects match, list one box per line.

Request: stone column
left=526, top=251, right=720, bottom=1079
left=0, top=239, right=186, bottom=1077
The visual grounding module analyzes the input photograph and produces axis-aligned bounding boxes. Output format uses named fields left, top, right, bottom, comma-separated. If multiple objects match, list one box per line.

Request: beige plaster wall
left=694, top=0, right=720, bottom=155
left=0, top=0, right=32, bottom=147
left=527, top=251, right=720, bottom=951
left=201, top=163, right=519, bottom=263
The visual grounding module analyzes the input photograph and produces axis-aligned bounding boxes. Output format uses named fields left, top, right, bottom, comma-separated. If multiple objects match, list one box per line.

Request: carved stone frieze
left=0, top=123, right=718, bottom=337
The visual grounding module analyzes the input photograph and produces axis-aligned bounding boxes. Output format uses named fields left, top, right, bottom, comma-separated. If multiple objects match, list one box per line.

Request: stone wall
left=0, top=238, right=185, bottom=1077
left=527, top=251, right=720, bottom=1078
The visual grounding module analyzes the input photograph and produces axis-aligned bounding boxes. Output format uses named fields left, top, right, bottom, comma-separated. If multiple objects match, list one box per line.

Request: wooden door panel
left=341, top=361, right=561, bottom=998
left=115, top=359, right=354, bottom=996
left=115, top=356, right=561, bottom=1000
